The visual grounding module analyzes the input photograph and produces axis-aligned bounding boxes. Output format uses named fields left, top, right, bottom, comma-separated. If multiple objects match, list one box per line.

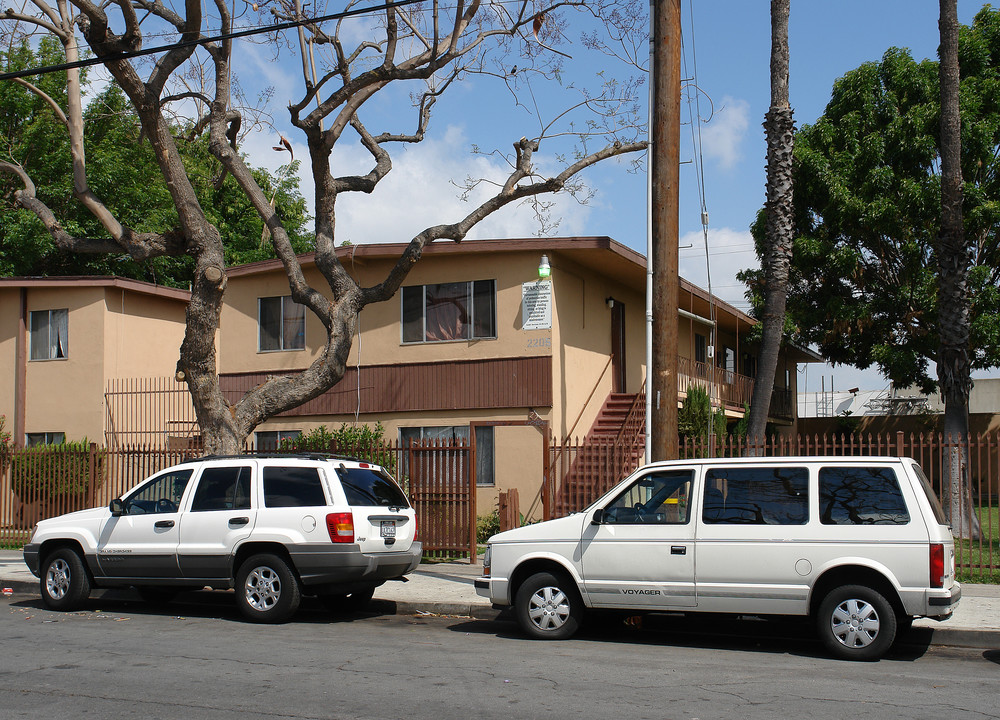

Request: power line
left=0, top=0, right=425, bottom=82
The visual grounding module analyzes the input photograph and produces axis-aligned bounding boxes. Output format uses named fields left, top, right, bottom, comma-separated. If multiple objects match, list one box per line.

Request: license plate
left=380, top=521, right=396, bottom=538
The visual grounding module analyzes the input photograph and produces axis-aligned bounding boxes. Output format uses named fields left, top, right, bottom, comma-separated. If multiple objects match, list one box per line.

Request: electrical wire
left=0, top=0, right=426, bottom=82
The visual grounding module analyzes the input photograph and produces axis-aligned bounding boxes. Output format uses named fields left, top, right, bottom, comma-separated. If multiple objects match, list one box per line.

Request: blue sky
left=228, top=0, right=987, bottom=396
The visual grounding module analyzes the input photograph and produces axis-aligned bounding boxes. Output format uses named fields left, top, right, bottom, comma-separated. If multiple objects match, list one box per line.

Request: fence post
left=87, top=442, right=98, bottom=508
left=896, top=431, right=904, bottom=458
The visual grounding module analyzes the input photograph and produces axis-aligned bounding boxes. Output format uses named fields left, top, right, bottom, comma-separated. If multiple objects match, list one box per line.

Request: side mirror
left=110, top=498, right=124, bottom=517
left=591, top=508, right=604, bottom=525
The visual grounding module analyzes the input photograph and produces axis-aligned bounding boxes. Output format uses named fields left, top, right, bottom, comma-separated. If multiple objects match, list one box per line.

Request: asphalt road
left=2, top=589, right=998, bottom=720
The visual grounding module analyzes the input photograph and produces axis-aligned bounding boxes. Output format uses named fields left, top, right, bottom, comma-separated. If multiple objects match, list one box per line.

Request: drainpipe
left=14, top=288, right=27, bottom=447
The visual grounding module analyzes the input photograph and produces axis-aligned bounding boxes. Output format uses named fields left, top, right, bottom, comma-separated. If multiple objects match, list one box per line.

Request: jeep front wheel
left=40, top=548, right=91, bottom=611
left=235, top=553, right=301, bottom=623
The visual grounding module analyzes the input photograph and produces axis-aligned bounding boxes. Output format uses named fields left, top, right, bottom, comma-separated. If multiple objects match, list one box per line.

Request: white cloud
left=699, top=96, right=750, bottom=170
left=241, top=122, right=595, bottom=243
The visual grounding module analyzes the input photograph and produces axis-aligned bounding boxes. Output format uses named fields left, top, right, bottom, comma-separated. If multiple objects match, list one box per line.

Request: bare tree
left=1, top=0, right=646, bottom=454
left=937, top=0, right=980, bottom=539
left=746, top=0, right=793, bottom=445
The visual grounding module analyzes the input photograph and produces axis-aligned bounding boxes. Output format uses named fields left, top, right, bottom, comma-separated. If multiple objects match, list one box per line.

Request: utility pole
left=649, top=0, right=681, bottom=461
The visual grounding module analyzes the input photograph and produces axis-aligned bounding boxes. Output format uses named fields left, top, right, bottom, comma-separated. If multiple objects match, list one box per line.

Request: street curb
left=4, top=579, right=997, bottom=649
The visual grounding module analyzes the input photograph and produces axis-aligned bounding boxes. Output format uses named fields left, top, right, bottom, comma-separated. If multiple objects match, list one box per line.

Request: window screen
left=703, top=466, right=808, bottom=525
left=400, top=281, right=496, bottom=343
left=262, top=466, right=326, bottom=507
left=819, top=466, right=910, bottom=525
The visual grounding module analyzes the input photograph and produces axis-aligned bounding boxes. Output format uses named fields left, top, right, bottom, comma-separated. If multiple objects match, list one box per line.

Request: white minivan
left=476, top=456, right=961, bottom=660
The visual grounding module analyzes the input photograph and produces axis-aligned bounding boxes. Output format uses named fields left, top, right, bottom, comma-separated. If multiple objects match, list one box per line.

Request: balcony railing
left=677, top=356, right=793, bottom=420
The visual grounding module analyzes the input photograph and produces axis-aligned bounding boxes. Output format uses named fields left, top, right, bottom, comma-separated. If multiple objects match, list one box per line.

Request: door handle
left=229, top=517, right=250, bottom=527
left=670, top=545, right=686, bottom=555
left=154, top=520, right=175, bottom=528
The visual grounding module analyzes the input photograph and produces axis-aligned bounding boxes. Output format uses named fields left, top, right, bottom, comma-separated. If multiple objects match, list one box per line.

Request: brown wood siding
left=220, top=356, right=552, bottom=417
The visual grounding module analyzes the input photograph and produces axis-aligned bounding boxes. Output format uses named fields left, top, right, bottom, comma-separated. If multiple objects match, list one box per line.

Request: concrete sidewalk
left=2, top=549, right=998, bottom=649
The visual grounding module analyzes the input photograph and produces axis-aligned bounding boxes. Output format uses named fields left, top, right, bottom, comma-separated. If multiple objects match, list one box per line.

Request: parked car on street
left=23, top=454, right=421, bottom=622
left=476, top=456, right=961, bottom=660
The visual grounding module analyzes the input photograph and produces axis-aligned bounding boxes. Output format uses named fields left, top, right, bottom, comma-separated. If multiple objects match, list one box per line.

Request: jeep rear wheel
left=817, top=584, right=897, bottom=661
left=40, top=548, right=91, bottom=611
left=514, top=571, right=583, bottom=640
left=235, top=553, right=301, bottom=623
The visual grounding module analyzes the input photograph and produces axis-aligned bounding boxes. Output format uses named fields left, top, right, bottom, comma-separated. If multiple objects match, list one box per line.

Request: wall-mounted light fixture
left=605, top=296, right=616, bottom=309
left=538, top=254, right=551, bottom=279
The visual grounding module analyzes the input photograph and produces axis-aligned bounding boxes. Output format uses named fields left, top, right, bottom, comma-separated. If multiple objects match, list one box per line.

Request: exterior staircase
left=552, top=393, right=646, bottom=516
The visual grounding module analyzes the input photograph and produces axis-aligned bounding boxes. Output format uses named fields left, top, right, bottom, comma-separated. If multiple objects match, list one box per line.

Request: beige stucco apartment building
left=0, top=277, right=190, bottom=446
left=220, top=237, right=818, bottom=512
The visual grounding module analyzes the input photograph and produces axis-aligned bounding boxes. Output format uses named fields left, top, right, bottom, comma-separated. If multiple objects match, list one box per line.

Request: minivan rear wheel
left=514, top=571, right=583, bottom=640
left=817, top=584, right=897, bottom=661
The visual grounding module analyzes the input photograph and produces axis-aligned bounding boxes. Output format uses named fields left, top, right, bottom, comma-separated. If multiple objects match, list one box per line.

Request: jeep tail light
left=326, top=512, right=354, bottom=543
left=930, top=543, right=945, bottom=588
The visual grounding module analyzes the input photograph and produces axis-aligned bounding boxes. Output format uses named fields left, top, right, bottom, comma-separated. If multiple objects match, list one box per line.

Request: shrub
left=477, top=510, right=500, bottom=544
left=278, top=423, right=396, bottom=473
left=10, top=439, right=105, bottom=502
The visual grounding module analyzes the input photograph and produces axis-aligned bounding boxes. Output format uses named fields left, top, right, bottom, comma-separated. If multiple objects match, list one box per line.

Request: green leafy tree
left=0, top=41, right=311, bottom=286
left=742, top=7, right=1000, bottom=393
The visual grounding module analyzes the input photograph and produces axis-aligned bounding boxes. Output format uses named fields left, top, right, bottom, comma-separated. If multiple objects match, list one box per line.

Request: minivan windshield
left=335, top=465, right=410, bottom=508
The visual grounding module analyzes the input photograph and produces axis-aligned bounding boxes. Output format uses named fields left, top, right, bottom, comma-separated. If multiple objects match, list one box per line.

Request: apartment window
left=255, top=430, right=302, bottom=452
left=29, top=309, right=69, bottom=360
left=25, top=432, right=65, bottom=447
left=399, top=425, right=495, bottom=486
left=258, top=296, right=305, bottom=351
left=742, top=352, right=758, bottom=378
left=401, top=280, right=496, bottom=343
left=694, top=333, right=707, bottom=364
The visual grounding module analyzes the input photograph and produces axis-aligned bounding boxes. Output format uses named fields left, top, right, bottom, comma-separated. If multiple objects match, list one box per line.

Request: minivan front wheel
left=514, top=571, right=583, bottom=640
left=817, top=584, right=897, bottom=661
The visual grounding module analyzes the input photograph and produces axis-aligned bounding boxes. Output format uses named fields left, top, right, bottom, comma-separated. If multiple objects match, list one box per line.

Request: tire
left=514, top=571, right=583, bottom=640
left=320, top=586, right=376, bottom=613
left=235, top=553, right=301, bottom=623
left=817, top=584, right=897, bottom=661
left=40, top=547, right=91, bottom=611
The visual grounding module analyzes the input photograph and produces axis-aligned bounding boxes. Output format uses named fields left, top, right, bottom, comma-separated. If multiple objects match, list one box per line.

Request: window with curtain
left=29, top=309, right=69, bottom=360
left=258, top=296, right=305, bottom=351
left=400, top=280, right=496, bottom=343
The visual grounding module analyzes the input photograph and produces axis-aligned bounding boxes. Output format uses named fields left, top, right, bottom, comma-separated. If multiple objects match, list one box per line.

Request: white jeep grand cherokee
left=23, top=454, right=421, bottom=622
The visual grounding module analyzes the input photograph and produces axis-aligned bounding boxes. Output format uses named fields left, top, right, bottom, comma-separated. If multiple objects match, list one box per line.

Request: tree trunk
left=937, top=0, right=980, bottom=540
left=746, top=0, right=794, bottom=450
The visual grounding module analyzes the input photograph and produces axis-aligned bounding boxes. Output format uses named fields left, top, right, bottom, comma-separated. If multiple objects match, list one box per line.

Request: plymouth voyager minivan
left=476, top=456, right=960, bottom=660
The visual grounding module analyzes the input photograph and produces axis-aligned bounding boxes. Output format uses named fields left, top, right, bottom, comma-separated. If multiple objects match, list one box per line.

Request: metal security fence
left=0, top=440, right=477, bottom=560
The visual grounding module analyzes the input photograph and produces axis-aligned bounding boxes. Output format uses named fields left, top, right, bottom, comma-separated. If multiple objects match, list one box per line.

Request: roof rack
left=177, top=452, right=366, bottom=464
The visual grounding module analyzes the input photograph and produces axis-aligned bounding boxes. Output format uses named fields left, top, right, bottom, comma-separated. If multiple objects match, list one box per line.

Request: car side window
left=703, top=466, right=808, bottom=525
left=262, top=466, right=327, bottom=507
left=819, top=466, right=910, bottom=525
left=124, top=469, right=194, bottom=515
left=602, top=470, right=693, bottom=524
left=191, top=466, right=253, bottom=512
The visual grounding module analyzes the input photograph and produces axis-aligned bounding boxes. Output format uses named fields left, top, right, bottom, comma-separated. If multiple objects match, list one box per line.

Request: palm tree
left=746, top=0, right=794, bottom=447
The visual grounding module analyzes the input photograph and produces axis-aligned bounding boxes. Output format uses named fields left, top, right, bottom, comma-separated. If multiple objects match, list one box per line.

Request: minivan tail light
left=930, top=543, right=945, bottom=588
left=326, top=512, right=354, bottom=543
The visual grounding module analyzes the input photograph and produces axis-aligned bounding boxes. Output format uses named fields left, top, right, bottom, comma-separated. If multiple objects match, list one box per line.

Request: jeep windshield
left=335, top=465, right=410, bottom=508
